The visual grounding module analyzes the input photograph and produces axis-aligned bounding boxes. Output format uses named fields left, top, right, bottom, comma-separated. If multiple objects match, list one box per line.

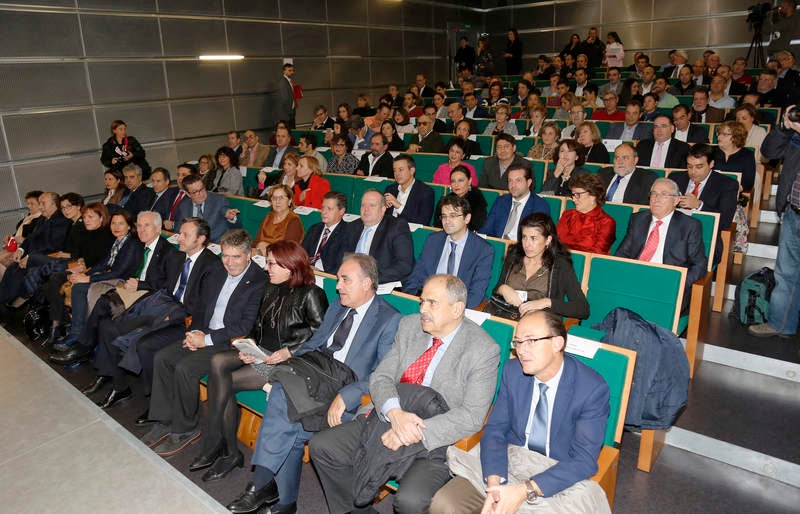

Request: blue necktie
left=606, top=174, right=623, bottom=202
left=355, top=226, right=373, bottom=254
left=528, top=382, right=549, bottom=455
left=446, top=241, right=457, bottom=275
left=174, top=257, right=191, bottom=301
left=197, top=203, right=204, bottom=218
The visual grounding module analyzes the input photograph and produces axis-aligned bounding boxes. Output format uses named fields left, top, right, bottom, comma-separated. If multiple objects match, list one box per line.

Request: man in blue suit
left=403, top=195, right=493, bottom=308
left=384, top=154, right=435, bottom=226
left=148, top=167, right=180, bottom=225
left=430, top=311, right=611, bottom=513
left=481, top=165, right=551, bottom=240
left=226, top=254, right=402, bottom=514
left=173, top=173, right=242, bottom=242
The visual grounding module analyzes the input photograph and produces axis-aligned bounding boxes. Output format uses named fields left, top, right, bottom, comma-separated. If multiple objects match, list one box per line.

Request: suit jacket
left=418, top=85, right=435, bottom=98
left=402, top=231, right=494, bottom=308
left=357, top=152, right=394, bottom=178
left=465, top=106, right=490, bottom=119
left=598, top=167, right=658, bottom=206
left=728, top=81, right=748, bottom=96
left=137, top=236, right=178, bottom=291
left=605, top=122, right=653, bottom=141
left=681, top=123, right=709, bottom=144
left=347, top=215, right=415, bottom=283
left=149, top=187, right=180, bottom=224
left=480, top=355, right=609, bottom=497
left=301, top=221, right=350, bottom=274
left=121, top=184, right=156, bottom=218
left=275, top=75, right=295, bottom=124
left=408, top=131, right=446, bottom=153
left=312, top=116, right=336, bottom=130
left=173, top=191, right=243, bottom=242
left=370, top=314, right=499, bottom=451
left=670, top=170, right=738, bottom=264
left=21, top=212, right=71, bottom=255
left=597, top=82, right=622, bottom=97
left=635, top=138, right=690, bottom=169
left=88, top=235, right=144, bottom=283
left=190, top=262, right=267, bottom=345
left=478, top=155, right=533, bottom=190
left=241, top=143, right=271, bottom=168
left=690, top=106, right=725, bottom=124
left=265, top=146, right=295, bottom=169
left=297, top=296, right=401, bottom=410
left=165, top=248, right=225, bottom=319
left=481, top=192, right=551, bottom=239
left=384, top=180, right=435, bottom=225
left=615, top=210, right=708, bottom=307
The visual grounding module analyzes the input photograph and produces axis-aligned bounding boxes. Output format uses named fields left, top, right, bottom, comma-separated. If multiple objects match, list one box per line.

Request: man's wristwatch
left=525, top=480, right=539, bottom=505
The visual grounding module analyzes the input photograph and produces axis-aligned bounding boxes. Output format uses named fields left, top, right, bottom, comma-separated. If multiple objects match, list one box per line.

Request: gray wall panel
left=403, top=3, right=433, bottom=30
left=485, top=10, right=512, bottom=34
left=230, top=60, right=282, bottom=95
left=294, top=59, right=331, bottom=90
left=604, top=23, right=651, bottom=52
left=709, top=15, right=749, bottom=46
left=0, top=63, right=89, bottom=110
left=329, top=28, right=369, bottom=57
left=602, top=1, right=652, bottom=24
left=371, top=60, right=403, bottom=86
left=514, top=6, right=555, bottom=29
left=0, top=167, right=19, bottom=212
left=81, top=15, right=162, bottom=57
left=278, top=0, right=326, bottom=22
left=0, top=126, right=8, bottom=162
left=171, top=99, right=235, bottom=139
left=282, top=24, right=327, bottom=57
left=555, top=2, right=602, bottom=27
left=370, top=29, right=404, bottom=57
left=14, top=155, right=102, bottom=199
left=161, top=18, right=227, bottom=56
left=657, top=0, right=709, bottom=18
left=227, top=20, right=283, bottom=56
left=434, top=34, right=448, bottom=59
left=368, top=0, right=403, bottom=26
left=166, top=62, right=231, bottom=99
left=295, top=91, right=331, bottom=124
left=79, top=0, right=157, bottom=11
left=4, top=110, right=97, bottom=160
left=331, top=89, right=363, bottom=110
left=710, top=0, right=753, bottom=11
left=233, top=96, right=274, bottom=132
left=95, top=103, right=173, bottom=144
left=404, top=32, right=434, bottom=57
left=331, top=60, right=370, bottom=88
left=89, top=62, right=167, bottom=104
left=326, top=0, right=367, bottom=24
left=158, top=0, right=223, bottom=15
left=16, top=0, right=75, bottom=6
left=520, top=32, right=555, bottom=55
left=176, top=136, right=223, bottom=165
left=223, top=0, right=279, bottom=18
left=0, top=12, right=83, bottom=58
left=140, top=144, right=178, bottom=174
left=653, top=19, right=709, bottom=48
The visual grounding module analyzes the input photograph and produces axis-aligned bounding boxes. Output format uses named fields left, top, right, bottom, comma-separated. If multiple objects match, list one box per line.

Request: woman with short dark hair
left=211, top=146, right=243, bottom=196
left=557, top=173, right=616, bottom=254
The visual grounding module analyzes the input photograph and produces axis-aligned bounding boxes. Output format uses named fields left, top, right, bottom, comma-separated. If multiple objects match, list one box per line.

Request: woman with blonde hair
left=292, top=156, right=331, bottom=209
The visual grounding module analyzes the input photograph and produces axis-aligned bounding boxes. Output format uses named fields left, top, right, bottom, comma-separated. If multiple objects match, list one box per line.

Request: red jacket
left=293, top=173, right=331, bottom=210
left=556, top=206, right=616, bottom=254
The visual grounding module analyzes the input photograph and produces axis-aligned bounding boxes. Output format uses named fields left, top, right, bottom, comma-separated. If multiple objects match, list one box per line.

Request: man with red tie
left=310, top=274, right=500, bottom=514
left=615, top=178, right=707, bottom=309
left=163, top=163, right=194, bottom=231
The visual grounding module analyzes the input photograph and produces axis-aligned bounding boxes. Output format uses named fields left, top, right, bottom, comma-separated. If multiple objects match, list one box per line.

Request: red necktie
left=639, top=220, right=663, bottom=262
left=400, top=338, right=444, bottom=385
left=691, top=181, right=701, bottom=197
left=169, top=190, right=185, bottom=221
left=311, top=227, right=330, bottom=265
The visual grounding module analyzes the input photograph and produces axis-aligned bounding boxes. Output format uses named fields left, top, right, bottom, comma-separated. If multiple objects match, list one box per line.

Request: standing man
left=768, top=0, right=800, bottom=57
left=455, top=36, right=476, bottom=74
left=578, top=27, right=605, bottom=69
left=275, top=63, right=296, bottom=129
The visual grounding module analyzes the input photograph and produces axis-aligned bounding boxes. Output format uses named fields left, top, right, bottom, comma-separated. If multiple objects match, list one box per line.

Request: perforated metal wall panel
left=484, top=10, right=512, bottom=33
left=0, top=126, right=9, bottom=162
left=160, top=18, right=227, bottom=57
left=602, top=1, right=652, bottom=24
left=89, top=62, right=167, bottom=104
left=158, top=0, right=223, bottom=15
left=329, top=28, right=369, bottom=57
left=0, top=167, right=20, bottom=211
left=166, top=62, right=231, bottom=99
left=141, top=143, right=178, bottom=173
left=371, top=60, right=403, bottom=87
left=278, top=0, right=326, bottom=22
left=14, top=154, right=103, bottom=198
left=4, top=110, right=98, bottom=160
left=403, top=3, right=433, bottom=29
left=226, top=20, right=283, bottom=57
left=653, top=19, right=709, bottom=49
left=79, top=0, right=157, bottom=11
left=282, top=24, right=327, bottom=57
left=176, top=135, right=223, bottom=164
left=15, top=0, right=75, bottom=6
left=0, top=12, right=83, bottom=58
left=294, top=59, right=331, bottom=90
left=171, top=99, right=235, bottom=139
left=326, top=0, right=367, bottom=24
left=709, top=16, right=750, bottom=46
left=234, top=96, right=274, bottom=132
left=230, top=60, right=282, bottom=95
left=0, top=63, right=90, bottom=110
left=223, top=0, right=279, bottom=18
left=81, top=15, right=162, bottom=57
left=95, top=103, right=173, bottom=145
left=367, top=0, right=403, bottom=26
left=331, top=60, right=370, bottom=88
left=404, top=32, right=434, bottom=57
left=370, top=30, right=404, bottom=57
left=520, top=32, right=555, bottom=55
left=514, top=5, right=555, bottom=29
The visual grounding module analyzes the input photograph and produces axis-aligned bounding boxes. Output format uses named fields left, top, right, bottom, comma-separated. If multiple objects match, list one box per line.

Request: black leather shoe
left=263, top=502, right=297, bottom=514
left=49, top=345, right=91, bottom=365
left=202, top=450, right=244, bottom=482
left=81, top=376, right=110, bottom=396
left=189, top=444, right=223, bottom=472
left=227, top=480, right=279, bottom=513
left=135, top=409, right=157, bottom=426
left=43, top=324, right=64, bottom=348
left=96, top=387, right=132, bottom=409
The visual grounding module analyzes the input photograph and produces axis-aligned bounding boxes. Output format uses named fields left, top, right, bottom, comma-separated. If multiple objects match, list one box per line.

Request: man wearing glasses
left=589, top=92, right=625, bottom=121
left=429, top=310, right=611, bottom=514
left=240, top=130, right=270, bottom=168
left=407, top=115, right=445, bottom=154
left=615, top=178, right=707, bottom=309
left=173, top=174, right=241, bottom=242
left=402, top=195, right=493, bottom=308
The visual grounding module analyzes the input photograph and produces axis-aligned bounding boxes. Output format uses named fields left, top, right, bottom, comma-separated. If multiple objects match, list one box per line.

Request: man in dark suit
left=775, top=50, right=800, bottom=105
left=311, top=104, right=336, bottom=130
left=141, top=229, right=267, bottom=456
left=347, top=189, right=415, bottom=284
left=716, top=65, right=748, bottom=97
left=429, top=311, right=611, bottom=513
left=384, top=154, right=435, bottom=225
left=690, top=87, right=725, bottom=124
left=671, top=143, right=738, bottom=264
left=598, top=144, right=658, bottom=205
left=265, top=126, right=295, bottom=169
left=163, top=164, right=194, bottom=232
left=416, top=73, right=435, bottom=98
left=226, top=254, right=402, bottom=514
left=635, top=115, right=690, bottom=169
left=444, top=102, right=468, bottom=134
left=481, top=166, right=551, bottom=240
left=174, top=174, right=242, bottom=242
left=672, top=105, right=709, bottom=144
left=402, top=195, right=494, bottom=308
left=407, top=115, right=446, bottom=154
left=302, top=192, right=350, bottom=274
left=615, top=178, right=707, bottom=308
left=120, top=163, right=156, bottom=218
left=310, top=274, right=499, bottom=514
left=478, top=134, right=533, bottom=190
left=274, top=63, right=296, bottom=128
left=356, top=133, right=394, bottom=178
left=423, top=104, right=448, bottom=134
left=463, top=92, right=489, bottom=119
left=605, top=102, right=654, bottom=141
left=148, top=167, right=179, bottom=225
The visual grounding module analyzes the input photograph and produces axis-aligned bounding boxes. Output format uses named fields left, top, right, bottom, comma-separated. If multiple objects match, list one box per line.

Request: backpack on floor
left=731, top=267, right=776, bottom=326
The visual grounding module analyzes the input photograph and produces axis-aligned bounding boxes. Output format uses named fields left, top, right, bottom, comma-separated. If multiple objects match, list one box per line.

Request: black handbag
left=483, top=294, right=520, bottom=321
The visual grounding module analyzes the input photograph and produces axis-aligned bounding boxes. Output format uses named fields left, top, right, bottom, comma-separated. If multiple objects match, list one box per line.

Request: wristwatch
left=525, top=480, right=539, bottom=505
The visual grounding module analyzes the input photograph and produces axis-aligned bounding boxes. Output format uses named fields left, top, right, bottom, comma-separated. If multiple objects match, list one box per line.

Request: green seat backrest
left=529, top=158, right=547, bottom=193
left=291, top=129, right=326, bottom=147
left=323, top=173, right=356, bottom=211
left=320, top=148, right=333, bottom=161
left=316, top=273, right=339, bottom=304
left=226, top=196, right=262, bottom=239
left=584, top=256, right=684, bottom=333
left=474, top=118, right=491, bottom=133
left=485, top=236, right=509, bottom=298
left=514, top=136, right=536, bottom=157
left=429, top=184, right=447, bottom=225
left=383, top=293, right=420, bottom=316
left=351, top=176, right=394, bottom=214
left=565, top=200, right=633, bottom=254
left=570, top=250, right=588, bottom=284
left=691, top=211, right=717, bottom=265
left=514, top=119, right=528, bottom=135
left=476, top=135, right=494, bottom=156
left=296, top=209, right=322, bottom=232
left=480, top=317, right=514, bottom=393
left=582, top=163, right=603, bottom=174
left=243, top=167, right=261, bottom=193
left=403, top=132, right=415, bottom=147
left=540, top=194, right=564, bottom=223
left=481, top=188, right=502, bottom=212
left=469, top=156, right=486, bottom=180
left=412, top=154, right=449, bottom=183
left=594, top=121, right=612, bottom=138
left=676, top=95, right=693, bottom=106
left=235, top=390, right=267, bottom=415
left=411, top=226, right=440, bottom=260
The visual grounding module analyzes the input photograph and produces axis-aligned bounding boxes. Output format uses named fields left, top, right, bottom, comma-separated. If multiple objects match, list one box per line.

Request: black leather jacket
left=251, top=282, right=328, bottom=354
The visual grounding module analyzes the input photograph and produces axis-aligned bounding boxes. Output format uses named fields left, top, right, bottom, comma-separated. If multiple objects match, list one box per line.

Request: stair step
left=760, top=209, right=780, bottom=223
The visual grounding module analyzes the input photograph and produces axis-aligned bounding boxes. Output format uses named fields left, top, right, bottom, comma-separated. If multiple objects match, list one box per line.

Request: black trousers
left=148, top=340, right=228, bottom=433
left=309, top=415, right=452, bottom=514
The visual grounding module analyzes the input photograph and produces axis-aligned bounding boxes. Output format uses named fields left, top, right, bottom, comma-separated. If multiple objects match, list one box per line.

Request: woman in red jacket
left=556, top=173, right=616, bottom=254
left=292, top=156, right=331, bottom=209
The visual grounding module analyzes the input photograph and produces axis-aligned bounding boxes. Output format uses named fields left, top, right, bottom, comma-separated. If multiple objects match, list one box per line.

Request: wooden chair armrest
left=591, top=445, right=620, bottom=509
left=454, top=429, right=484, bottom=451
left=361, top=394, right=372, bottom=407
left=184, top=316, right=192, bottom=329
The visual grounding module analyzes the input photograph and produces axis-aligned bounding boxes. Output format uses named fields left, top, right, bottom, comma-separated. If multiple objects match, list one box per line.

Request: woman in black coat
left=100, top=120, right=151, bottom=179
left=503, top=28, right=523, bottom=75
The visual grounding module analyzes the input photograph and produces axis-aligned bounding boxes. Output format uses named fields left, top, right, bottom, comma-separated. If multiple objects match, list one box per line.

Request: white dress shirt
left=524, top=361, right=564, bottom=457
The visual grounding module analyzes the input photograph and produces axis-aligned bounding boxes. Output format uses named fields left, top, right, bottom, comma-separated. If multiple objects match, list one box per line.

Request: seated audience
left=352, top=94, right=376, bottom=118
left=463, top=92, right=489, bottom=119
left=590, top=91, right=625, bottom=121
left=267, top=126, right=295, bottom=168
left=392, top=108, right=415, bottom=134
left=560, top=103, right=586, bottom=139
left=422, top=104, right=448, bottom=134
left=403, top=195, right=493, bottom=308
left=297, top=133, right=327, bottom=172
left=483, top=104, right=518, bottom=136
left=1, top=190, right=42, bottom=266
left=434, top=166, right=487, bottom=232
left=254, top=184, right=304, bottom=254
left=527, top=121, right=560, bottom=161
left=302, top=192, right=350, bottom=274
left=581, top=83, right=603, bottom=110
left=641, top=93, right=660, bottom=121
left=636, top=115, right=690, bottom=168
left=598, top=144, right=658, bottom=205
left=102, top=169, right=128, bottom=210
left=380, top=120, right=406, bottom=151
left=445, top=101, right=467, bottom=133
left=120, top=163, right=156, bottom=218
left=384, top=155, right=435, bottom=226
left=347, top=115, right=375, bottom=151
left=557, top=173, right=616, bottom=254
left=429, top=310, right=610, bottom=514
left=311, top=105, right=336, bottom=130
left=487, top=213, right=589, bottom=320
left=483, top=80, right=509, bottom=108
left=691, top=87, right=725, bottom=123
left=606, top=101, right=653, bottom=141
left=669, top=65, right=698, bottom=96
left=227, top=130, right=242, bottom=153
left=356, top=133, right=394, bottom=178
left=148, top=167, right=180, bottom=226
left=433, top=138, right=478, bottom=186
left=542, top=139, right=589, bottom=196
left=523, top=104, right=547, bottom=136
left=479, top=134, right=533, bottom=190
left=407, top=115, right=446, bottom=154
left=293, top=156, right=330, bottom=209
left=672, top=104, right=710, bottom=144
left=714, top=120, right=757, bottom=190
left=482, top=165, right=551, bottom=241
left=455, top=120, right=483, bottom=157
left=197, top=154, right=216, bottom=191
left=575, top=122, right=610, bottom=164
left=174, top=174, right=243, bottom=242
left=652, top=77, right=679, bottom=109
left=326, top=135, right=360, bottom=174
left=240, top=130, right=270, bottom=168
left=210, top=146, right=243, bottom=196
left=734, top=104, right=768, bottom=163
left=618, top=78, right=641, bottom=105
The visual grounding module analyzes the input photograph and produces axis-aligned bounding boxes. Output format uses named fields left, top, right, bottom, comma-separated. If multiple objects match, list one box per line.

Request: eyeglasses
left=649, top=191, right=678, bottom=198
left=418, top=121, right=431, bottom=126
left=245, top=134, right=256, bottom=140
left=439, top=213, right=464, bottom=220
left=186, top=188, right=205, bottom=196
left=271, top=195, right=289, bottom=201
left=571, top=191, right=590, bottom=199
left=511, top=335, right=557, bottom=349
left=717, top=132, right=732, bottom=137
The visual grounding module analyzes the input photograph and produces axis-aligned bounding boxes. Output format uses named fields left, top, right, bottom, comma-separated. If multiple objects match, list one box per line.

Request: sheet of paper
left=602, top=139, right=624, bottom=152
left=261, top=166, right=279, bottom=173
left=315, top=275, right=325, bottom=288
left=464, top=309, right=491, bottom=326
left=293, top=206, right=317, bottom=215
left=364, top=175, right=387, bottom=182
left=565, top=334, right=601, bottom=358
left=253, top=200, right=271, bottom=208
left=207, top=243, right=222, bottom=255
left=407, top=222, right=422, bottom=232
left=251, top=254, right=266, bottom=269
left=376, top=281, right=402, bottom=295
left=343, top=213, right=361, bottom=222
left=167, top=233, right=179, bottom=244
